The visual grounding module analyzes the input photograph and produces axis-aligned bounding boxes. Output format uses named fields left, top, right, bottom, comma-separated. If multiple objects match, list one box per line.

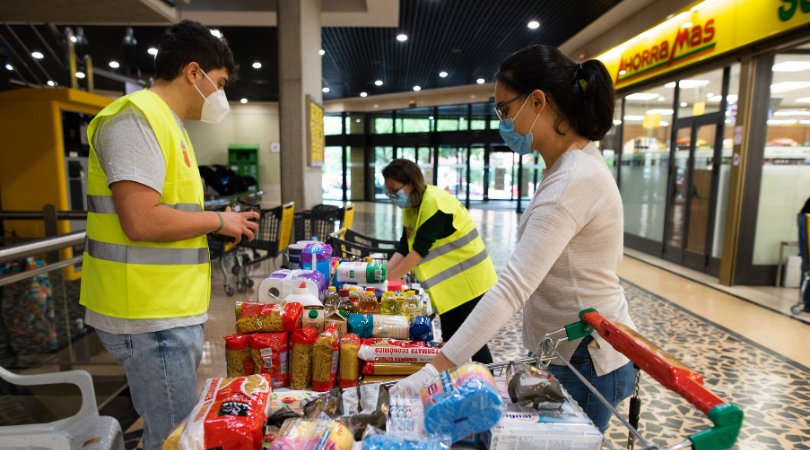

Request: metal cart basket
left=326, top=227, right=400, bottom=264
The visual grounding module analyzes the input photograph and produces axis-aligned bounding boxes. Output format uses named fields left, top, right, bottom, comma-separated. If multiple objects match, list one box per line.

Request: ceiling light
left=322, top=87, right=330, bottom=93
left=728, top=95, right=738, bottom=103
left=625, top=93, right=659, bottom=100
left=70, top=36, right=76, bottom=43
left=658, top=96, right=665, bottom=101
left=413, top=86, right=421, bottom=91
left=210, top=29, right=222, bottom=38
left=707, top=93, right=713, bottom=97
left=796, top=97, right=810, bottom=102
left=253, top=62, right=262, bottom=69
left=646, top=109, right=674, bottom=115
left=682, top=22, right=693, bottom=28
left=439, top=71, right=448, bottom=77
left=375, top=80, right=383, bottom=86
left=801, top=120, right=810, bottom=124
left=123, top=27, right=137, bottom=46
left=319, top=49, right=325, bottom=56
left=773, top=61, right=810, bottom=72
left=109, top=61, right=120, bottom=69
left=659, top=121, right=669, bottom=126
left=356, top=118, right=361, bottom=122
left=74, top=26, right=89, bottom=46
left=666, top=80, right=710, bottom=88
left=76, top=71, right=86, bottom=79
left=708, top=95, right=723, bottom=102
left=623, top=115, right=645, bottom=120
left=428, top=116, right=434, bottom=120
left=5, top=64, right=13, bottom=71
left=774, top=109, right=810, bottom=116
left=528, top=21, right=540, bottom=29
left=360, top=92, right=368, bottom=97
left=397, top=34, right=408, bottom=42
left=680, top=102, right=688, bottom=107
left=613, top=120, right=622, bottom=125
left=31, top=51, right=43, bottom=59
left=597, top=11, right=690, bottom=62
left=477, top=78, right=485, bottom=84
left=240, top=98, right=248, bottom=103
left=771, top=81, right=810, bottom=93
left=767, top=119, right=798, bottom=125
left=47, top=80, right=55, bottom=87
left=619, top=70, right=627, bottom=75
left=148, top=47, right=158, bottom=56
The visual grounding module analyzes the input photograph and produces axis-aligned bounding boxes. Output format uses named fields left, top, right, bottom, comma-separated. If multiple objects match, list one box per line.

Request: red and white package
left=178, top=373, right=272, bottom=450
left=249, top=333, right=289, bottom=388
left=357, top=339, right=441, bottom=363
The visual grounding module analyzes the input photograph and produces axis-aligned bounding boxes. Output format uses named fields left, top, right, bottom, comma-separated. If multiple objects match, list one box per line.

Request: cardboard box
left=324, top=310, right=348, bottom=338
left=302, top=305, right=325, bottom=333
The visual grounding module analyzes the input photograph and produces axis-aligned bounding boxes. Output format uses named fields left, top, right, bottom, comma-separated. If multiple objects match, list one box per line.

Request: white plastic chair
left=0, top=366, right=125, bottom=450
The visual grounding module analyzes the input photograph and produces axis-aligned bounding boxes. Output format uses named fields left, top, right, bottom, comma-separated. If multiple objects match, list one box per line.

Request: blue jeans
left=546, top=336, right=636, bottom=433
left=97, top=324, right=204, bottom=450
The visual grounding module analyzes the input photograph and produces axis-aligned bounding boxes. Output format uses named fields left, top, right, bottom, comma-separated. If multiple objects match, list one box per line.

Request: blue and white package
left=362, top=435, right=450, bottom=450
left=301, top=242, right=332, bottom=282
left=409, top=316, right=434, bottom=342
left=420, top=363, right=504, bottom=443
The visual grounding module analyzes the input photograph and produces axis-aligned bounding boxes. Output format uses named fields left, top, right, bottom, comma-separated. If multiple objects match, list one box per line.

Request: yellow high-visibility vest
left=79, top=90, right=210, bottom=319
left=402, top=185, right=497, bottom=314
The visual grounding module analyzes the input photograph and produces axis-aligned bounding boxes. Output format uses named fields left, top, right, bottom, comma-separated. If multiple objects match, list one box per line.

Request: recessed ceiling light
left=680, top=102, right=688, bottom=107
left=659, top=121, right=669, bottom=126
left=47, top=80, right=55, bottom=86
left=646, top=109, right=674, bottom=115
left=210, top=29, right=222, bottom=38
left=360, top=92, right=368, bottom=97
left=31, top=51, right=43, bottom=59
left=322, top=87, right=330, bottom=93
left=773, top=109, right=810, bottom=116
left=682, top=22, right=693, bottom=28
left=773, top=61, right=810, bottom=72
left=439, top=71, right=448, bottom=77
left=70, top=36, right=77, bottom=43
left=528, top=21, right=540, bottom=29
left=319, top=49, right=325, bottom=56
left=666, top=80, right=710, bottom=88
left=625, top=93, right=659, bottom=100
left=253, top=62, right=262, bottom=69
left=109, top=61, right=120, bottom=68
left=428, top=116, right=434, bottom=120
left=658, top=96, right=666, bottom=101
left=768, top=119, right=798, bottom=125
left=771, top=81, right=810, bottom=93
left=148, top=48, right=158, bottom=56
left=623, top=115, right=645, bottom=120
left=477, top=78, right=485, bottom=84
left=728, top=95, right=738, bottom=103
left=375, top=80, right=383, bottom=86
left=397, top=34, right=408, bottom=42
left=356, top=118, right=361, bottom=122
left=5, top=64, right=12, bottom=71
left=413, top=86, right=421, bottom=91
left=613, top=120, right=622, bottom=125
left=240, top=98, right=248, bottom=104
left=796, top=97, right=810, bottom=102
left=76, top=71, right=85, bottom=79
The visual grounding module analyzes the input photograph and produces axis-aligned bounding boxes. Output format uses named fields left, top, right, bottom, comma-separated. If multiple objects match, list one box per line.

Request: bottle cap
left=349, top=286, right=356, bottom=291
left=339, top=310, right=348, bottom=318
left=366, top=287, right=375, bottom=293
left=328, top=286, right=336, bottom=291
left=309, top=310, right=319, bottom=318
left=300, top=282, right=308, bottom=288
left=338, top=289, right=349, bottom=296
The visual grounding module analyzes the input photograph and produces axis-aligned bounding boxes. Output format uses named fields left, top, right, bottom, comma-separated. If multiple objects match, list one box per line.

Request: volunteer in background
left=384, top=159, right=497, bottom=364
left=79, top=20, right=258, bottom=450
left=391, top=44, right=637, bottom=433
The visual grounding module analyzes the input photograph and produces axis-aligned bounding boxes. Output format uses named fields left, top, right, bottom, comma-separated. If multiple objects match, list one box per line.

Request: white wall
left=185, top=102, right=282, bottom=206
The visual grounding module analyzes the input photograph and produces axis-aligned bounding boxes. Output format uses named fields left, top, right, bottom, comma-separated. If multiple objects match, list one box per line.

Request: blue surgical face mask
left=498, top=96, right=540, bottom=155
left=389, top=189, right=411, bottom=208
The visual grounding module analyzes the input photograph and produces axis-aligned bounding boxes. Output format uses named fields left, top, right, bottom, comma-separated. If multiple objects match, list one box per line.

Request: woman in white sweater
left=391, top=44, right=637, bottom=432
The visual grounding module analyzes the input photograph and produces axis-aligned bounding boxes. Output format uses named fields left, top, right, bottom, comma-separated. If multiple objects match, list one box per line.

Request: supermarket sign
left=598, top=0, right=810, bottom=88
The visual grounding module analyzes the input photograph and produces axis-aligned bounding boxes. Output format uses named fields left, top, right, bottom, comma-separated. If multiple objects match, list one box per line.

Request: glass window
left=374, top=147, right=393, bottom=200
left=324, top=114, right=344, bottom=136
left=519, top=152, right=545, bottom=202
left=437, top=147, right=466, bottom=199
left=371, top=113, right=394, bottom=134
left=752, top=50, right=810, bottom=265
left=471, top=102, right=494, bottom=131
left=488, top=149, right=517, bottom=200
left=418, top=147, right=435, bottom=184
left=711, top=64, right=741, bottom=259
left=322, top=146, right=343, bottom=200
left=396, top=107, right=433, bottom=133
left=677, top=68, right=724, bottom=118
left=600, top=99, right=622, bottom=180
left=437, top=105, right=468, bottom=132
left=620, top=83, right=675, bottom=242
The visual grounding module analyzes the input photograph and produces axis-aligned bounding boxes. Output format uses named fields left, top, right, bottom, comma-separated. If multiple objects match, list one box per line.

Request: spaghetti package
left=237, top=302, right=303, bottom=334
left=338, top=333, right=361, bottom=389
left=178, top=374, right=273, bottom=450
left=357, top=339, right=441, bottom=363
left=420, top=363, right=504, bottom=443
left=249, top=333, right=289, bottom=388
left=268, top=418, right=353, bottom=450
left=362, top=362, right=425, bottom=376
left=225, top=334, right=255, bottom=377
left=290, top=327, right=318, bottom=390
left=359, top=375, right=408, bottom=385
left=312, top=324, right=339, bottom=392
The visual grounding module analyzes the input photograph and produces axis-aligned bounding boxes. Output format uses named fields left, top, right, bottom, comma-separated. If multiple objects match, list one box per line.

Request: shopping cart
left=326, top=227, right=400, bottom=264
left=379, top=308, right=743, bottom=450
left=294, top=206, right=344, bottom=242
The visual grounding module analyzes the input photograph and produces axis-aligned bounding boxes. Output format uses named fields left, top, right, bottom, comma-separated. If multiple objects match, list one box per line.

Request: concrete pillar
left=278, top=0, right=323, bottom=210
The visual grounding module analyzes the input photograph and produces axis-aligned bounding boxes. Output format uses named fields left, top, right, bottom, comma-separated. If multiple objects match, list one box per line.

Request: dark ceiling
left=0, top=0, right=622, bottom=102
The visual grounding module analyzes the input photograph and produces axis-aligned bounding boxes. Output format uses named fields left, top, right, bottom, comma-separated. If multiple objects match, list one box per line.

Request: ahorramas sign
left=597, top=0, right=810, bottom=89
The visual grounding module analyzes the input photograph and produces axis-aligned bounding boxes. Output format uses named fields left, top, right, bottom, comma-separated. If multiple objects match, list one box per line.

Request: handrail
left=0, top=210, right=88, bottom=220
left=0, top=231, right=85, bottom=265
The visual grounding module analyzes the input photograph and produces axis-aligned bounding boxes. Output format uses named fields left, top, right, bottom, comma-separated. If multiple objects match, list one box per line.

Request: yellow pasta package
left=312, top=324, right=339, bottom=392
left=338, top=333, right=361, bottom=389
left=290, top=327, right=318, bottom=390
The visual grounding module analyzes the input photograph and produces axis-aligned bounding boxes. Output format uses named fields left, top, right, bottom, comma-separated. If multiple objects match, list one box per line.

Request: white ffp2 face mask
left=193, top=68, right=230, bottom=124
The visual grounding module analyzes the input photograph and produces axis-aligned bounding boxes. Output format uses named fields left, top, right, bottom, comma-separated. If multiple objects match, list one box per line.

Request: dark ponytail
left=496, top=44, right=616, bottom=141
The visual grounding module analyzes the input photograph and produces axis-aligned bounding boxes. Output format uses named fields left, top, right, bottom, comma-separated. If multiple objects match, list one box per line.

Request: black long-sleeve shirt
left=394, top=211, right=455, bottom=257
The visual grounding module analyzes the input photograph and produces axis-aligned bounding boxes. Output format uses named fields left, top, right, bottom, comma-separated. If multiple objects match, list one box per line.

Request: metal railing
left=0, top=231, right=85, bottom=287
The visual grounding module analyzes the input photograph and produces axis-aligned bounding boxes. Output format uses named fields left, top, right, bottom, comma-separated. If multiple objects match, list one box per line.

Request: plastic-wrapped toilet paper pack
left=257, top=269, right=327, bottom=303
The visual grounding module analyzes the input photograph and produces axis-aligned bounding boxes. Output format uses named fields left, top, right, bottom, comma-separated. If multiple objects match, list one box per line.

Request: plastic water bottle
left=404, top=397, right=414, bottom=430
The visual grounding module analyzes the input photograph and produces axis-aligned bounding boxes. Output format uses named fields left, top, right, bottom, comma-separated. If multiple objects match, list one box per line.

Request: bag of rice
left=237, top=301, right=302, bottom=334
left=312, top=324, right=339, bottom=392
left=338, top=333, right=361, bottom=389
left=249, top=333, right=289, bottom=388
left=224, top=334, right=255, bottom=377
left=289, top=327, right=318, bottom=390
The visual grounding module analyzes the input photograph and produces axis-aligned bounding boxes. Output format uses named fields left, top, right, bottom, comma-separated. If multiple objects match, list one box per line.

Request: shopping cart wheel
left=232, top=265, right=240, bottom=275
left=237, top=281, right=247, bottom=293
left=225, top=286, right=235, bottom=296
left=793, top=304, right=804, bottom=315
left=247, top=279, right=255, bottom=288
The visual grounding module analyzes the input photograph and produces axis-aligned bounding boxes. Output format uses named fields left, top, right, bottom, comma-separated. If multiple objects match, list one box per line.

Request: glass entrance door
left=486, top=147, right=517, bottom=200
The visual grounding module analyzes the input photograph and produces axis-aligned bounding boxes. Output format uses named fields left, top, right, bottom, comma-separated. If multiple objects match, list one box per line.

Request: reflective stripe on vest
left=419, top=247, right=491, bottom=289
left=420, top=228, right=481, bottom=264
left=85, top=237, right=209, bottom=265
left=87, top=195, right=201, bottom=214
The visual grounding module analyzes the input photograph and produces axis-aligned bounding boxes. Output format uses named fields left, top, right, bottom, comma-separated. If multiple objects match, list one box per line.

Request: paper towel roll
left=257, top=269, right=326, bottom=303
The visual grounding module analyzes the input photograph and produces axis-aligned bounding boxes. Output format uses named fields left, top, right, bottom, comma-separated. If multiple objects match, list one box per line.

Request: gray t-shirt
left=84, top=103, right=208, bottom=335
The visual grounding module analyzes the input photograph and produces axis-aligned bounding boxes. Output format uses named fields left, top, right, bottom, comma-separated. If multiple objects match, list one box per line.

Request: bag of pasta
left=249, top=333, right=289, bottom=388
left=361, top=362, right=425, bottom=376
left=338, top=333, right=361, bottom=389
left=224, top=334, right=255, bottom=377
left=312, top=324, right=339, bottom=392
left=237, top=301, right=303, bottom=334
left=289, top=327, right=318, bottom=390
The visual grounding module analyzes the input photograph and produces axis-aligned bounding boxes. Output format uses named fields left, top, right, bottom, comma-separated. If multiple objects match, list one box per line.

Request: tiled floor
left=9, top=201, right=810, bottom=450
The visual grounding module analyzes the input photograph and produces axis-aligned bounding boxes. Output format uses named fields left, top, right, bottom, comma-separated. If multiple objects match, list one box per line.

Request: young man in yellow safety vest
left=79, top=20, right=258, bottom=450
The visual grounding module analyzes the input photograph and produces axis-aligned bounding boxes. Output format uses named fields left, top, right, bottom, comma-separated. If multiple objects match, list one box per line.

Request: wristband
left=214, top=211, right=224, bottom=232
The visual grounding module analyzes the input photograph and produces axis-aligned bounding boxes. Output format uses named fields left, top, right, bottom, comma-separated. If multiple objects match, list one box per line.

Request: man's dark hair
left=154, top=20, right=239, bottom=82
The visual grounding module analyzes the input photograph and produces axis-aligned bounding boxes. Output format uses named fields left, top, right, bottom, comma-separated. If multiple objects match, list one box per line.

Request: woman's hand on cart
left=218, top=208, right=260, bottom=244
left=389, top=363, right=439, bottom=397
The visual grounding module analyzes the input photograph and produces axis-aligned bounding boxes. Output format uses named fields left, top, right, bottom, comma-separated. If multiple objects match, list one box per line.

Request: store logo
left=616, top=19, right=716, bottom=85
left=181, top=141, right=191, bottom=167
left=778, top=0, right=810, bottom=21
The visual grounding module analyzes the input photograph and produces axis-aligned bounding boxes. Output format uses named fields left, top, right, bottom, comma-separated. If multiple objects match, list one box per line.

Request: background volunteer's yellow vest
left=402, top=186, right=497, bottom=314
left=80, top=90, right=211, bottom=319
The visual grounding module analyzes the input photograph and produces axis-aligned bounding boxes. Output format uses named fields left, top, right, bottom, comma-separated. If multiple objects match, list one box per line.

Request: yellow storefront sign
left=598, top=0, right=810, bottom=88
left=643, top=113, right=662, bottom=129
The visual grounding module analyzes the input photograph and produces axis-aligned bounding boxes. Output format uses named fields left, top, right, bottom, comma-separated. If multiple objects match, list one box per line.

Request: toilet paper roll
left=257, top=269, right=327, bottom=303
